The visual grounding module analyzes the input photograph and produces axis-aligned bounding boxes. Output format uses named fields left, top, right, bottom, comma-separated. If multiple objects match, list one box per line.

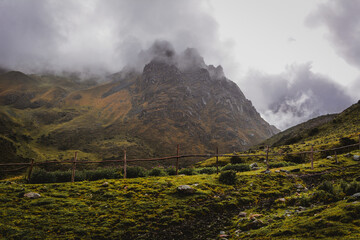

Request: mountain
left=259, top=100, right=360, bottom=148
left=0, top=45, right=278, bottom=166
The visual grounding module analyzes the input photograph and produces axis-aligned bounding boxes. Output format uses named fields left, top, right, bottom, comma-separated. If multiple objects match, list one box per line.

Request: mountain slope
left=260, top=100, right=360, bottom=148
left=0, top=46, right=278, bottom=166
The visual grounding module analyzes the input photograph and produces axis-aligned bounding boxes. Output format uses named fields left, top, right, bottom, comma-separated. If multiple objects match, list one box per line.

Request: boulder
left=249, top=163, right=258, bottom=169
left=177, top=185, right=195, bottom=194
left=326, top=156, right=333, bottom=159
left=101, top=182, right=109, bottom=187
left=351, top=193, right=360, bottom=199
left=353, top=155, right=360, bottom=161
left=238, top=212, right=247, bottom=217
left=24, top=192, right=41, bottom=199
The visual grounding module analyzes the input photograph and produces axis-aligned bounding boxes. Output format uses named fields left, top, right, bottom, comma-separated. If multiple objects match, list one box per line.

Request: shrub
left=197, top=167, right=217, bottom=174
left=341, top=181, right=360, bottom=196
left=219, top=170, right=237, bottom=185
left=83, top=168, right=121, bottom=181
left=318, top=181, right=335, bottom=195
left=283, top=154, right=306, bottom=164
left=230, top=156, right=243, bottom=164
left=125, top=166, right=147, bottom=178
left=53, top=170, right=71, bottom=182
left=148, top=167, right=166, bottom=177
left=339, top=137, right=357, bottom=147
left=30, top=168, right=55, bottom=183
left=221, top=164, right=250, bottom=172
left=165, top=167, right=177, bottom=176
left=269, top=162, right=293, bottom=169
left=179, top=168, right=197, bottom=175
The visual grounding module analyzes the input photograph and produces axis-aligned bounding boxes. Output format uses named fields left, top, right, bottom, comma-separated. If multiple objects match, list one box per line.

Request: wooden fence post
left=176, top=144, right=179, bottom=175
left=71, top=152, right=77, bottom=183
left=123, top=150, right=127, bottom=179
left=266, top=146, right=269, bottom=170
left=358, top=134, right=360, bottom=150
left=310, top=146, right=314, bottom=170
left=216, top=147, right=219, bottom=174
left=27, top=159, right=34, bottom=182
left=335, top=151, right=338, bottom=164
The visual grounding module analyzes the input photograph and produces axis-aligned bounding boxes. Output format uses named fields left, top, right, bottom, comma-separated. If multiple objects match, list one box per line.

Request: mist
left=240, top=63, right=353, bottom=130
left=0, top=0, right=228, bottom=76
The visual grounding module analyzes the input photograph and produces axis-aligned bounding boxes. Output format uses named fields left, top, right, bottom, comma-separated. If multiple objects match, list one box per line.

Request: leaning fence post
left=310, top=146, right=314, bottom=170
left=123, top=150, right=127, bottom=179
left=176, top=144, right=180, bottom=175
left=266, top=146, right=269, bottom=170
left=27, top=159, right=34, bottom=182
left=216, top=147, right=219, bottom=174
left=71, top=152, right=77, bottom=183
left=335, top=151, right=338, bottom=164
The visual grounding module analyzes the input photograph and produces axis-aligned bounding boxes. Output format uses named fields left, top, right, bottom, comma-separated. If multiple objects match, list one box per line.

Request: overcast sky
left=0, top=0, right=359, bottom=130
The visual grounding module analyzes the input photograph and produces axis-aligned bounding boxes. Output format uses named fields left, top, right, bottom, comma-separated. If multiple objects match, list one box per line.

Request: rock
left=263, top=170, right=271, bottom=174
left=238, top=212, right=247, bottom=217
left=24, top=192, right=41, bottom=199
left=249, top=163, right=258, bottom=169
left=219, top=231, right=226, bottom=235
left=345, top=153, right=353, bottom=158
left=353, top=155, right=360, bottom=161
left=249, top=213, right=263, bottom=220
left=351, top=193, right=360, bottom=199
left=295, top=184, right=304, bottom=189
left=326, top=156, right=333, bottom=159
left=275, top=170, right=280, bottom=173
left=290, top=168, right=300, bottom=172
left=177, top=185, right=195, bottom=194
left=247, top=219, right=265, bottom=229
left=101, top=182, right=109, bottom=187
left=277, top=198, right=286, bottom=203
left=280, top=169, right=290, bottom=173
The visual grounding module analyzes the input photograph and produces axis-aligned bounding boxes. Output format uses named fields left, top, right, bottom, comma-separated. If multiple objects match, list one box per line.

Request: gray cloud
left=0, top=0, right=226, bottom=75
left=240, top=63, right=353, bottom=130
left=306, top=0, right=360, bottom=69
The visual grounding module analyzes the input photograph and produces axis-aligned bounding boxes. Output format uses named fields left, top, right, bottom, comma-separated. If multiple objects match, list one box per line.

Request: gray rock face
left=353, top=155, right=360, bottom=161
left=24, top=192, right=41, bottom=199
left=177, top=185, right=195, bottom=194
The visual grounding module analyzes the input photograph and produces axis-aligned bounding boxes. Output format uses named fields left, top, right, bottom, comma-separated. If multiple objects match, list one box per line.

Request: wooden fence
left=1, top=134, right=359, bottom=182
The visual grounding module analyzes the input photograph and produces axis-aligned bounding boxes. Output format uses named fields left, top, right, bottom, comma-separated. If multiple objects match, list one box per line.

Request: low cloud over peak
left=240, top=63, right=353, bottom=130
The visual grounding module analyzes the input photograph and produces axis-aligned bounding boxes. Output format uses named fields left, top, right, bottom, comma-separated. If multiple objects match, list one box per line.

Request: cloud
left=0, top=0, right=227, bottom=75
left=240, top=63, right=353, bottom=130
left=306, top=0, right=360, bottom=69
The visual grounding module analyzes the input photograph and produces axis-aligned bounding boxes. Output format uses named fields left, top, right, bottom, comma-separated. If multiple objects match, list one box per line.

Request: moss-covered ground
left=1, top=149, right=360, bottom=239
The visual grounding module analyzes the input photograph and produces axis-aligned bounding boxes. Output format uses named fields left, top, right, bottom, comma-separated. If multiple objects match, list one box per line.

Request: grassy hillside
left=1, top=148, right=360, bottom=239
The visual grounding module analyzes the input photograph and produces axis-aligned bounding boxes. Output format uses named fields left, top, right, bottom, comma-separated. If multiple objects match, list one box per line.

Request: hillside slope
left=260, top=100, right=360, bottom=148
left=0, top=47, right=278, bottom=167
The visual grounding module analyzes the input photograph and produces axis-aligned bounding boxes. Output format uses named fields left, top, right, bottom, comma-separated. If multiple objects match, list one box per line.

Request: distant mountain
left=259, top=100, right=360, bottom=147
left=0, top=45, right=278, bottom=165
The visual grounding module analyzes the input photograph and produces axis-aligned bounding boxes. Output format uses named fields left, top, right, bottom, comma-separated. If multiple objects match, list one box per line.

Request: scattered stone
left=101, top=182, right=109, bottom=187
left=326, top=156, right=333, bottom=159
left=353, top=155, right=360, bottom=161
left=298, top=206, right=306, bottom=211
left=219, top=231, right=226, bottom=235
left=249, top=163, right=258, bottom=169
left=303, top=187, right=309, bottom=192
left=295, top=184, right=304, bottom=189
left=24, top=192, right=41, bottom=199
left=177, top=185, right=195, bottom=194
left=280, top=169, right=290, bottom=173
left=291, top=169, right=300, bottom=172
left=277, top=198, right=286, bottom=203
left=345, top=153, right=353, bottom=158
left=351, top=193, right=360, bottom=199
left=263, top=170, right=271, bottom=174
left=249, top=213, right=263, bottom=220
left=275, top=170, right=280, bottom=173
left=238, top=212, right=247, bottom=217
left=247, top=219, right=265, bottom=229
left=192, top=183, right=199, bottom=187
